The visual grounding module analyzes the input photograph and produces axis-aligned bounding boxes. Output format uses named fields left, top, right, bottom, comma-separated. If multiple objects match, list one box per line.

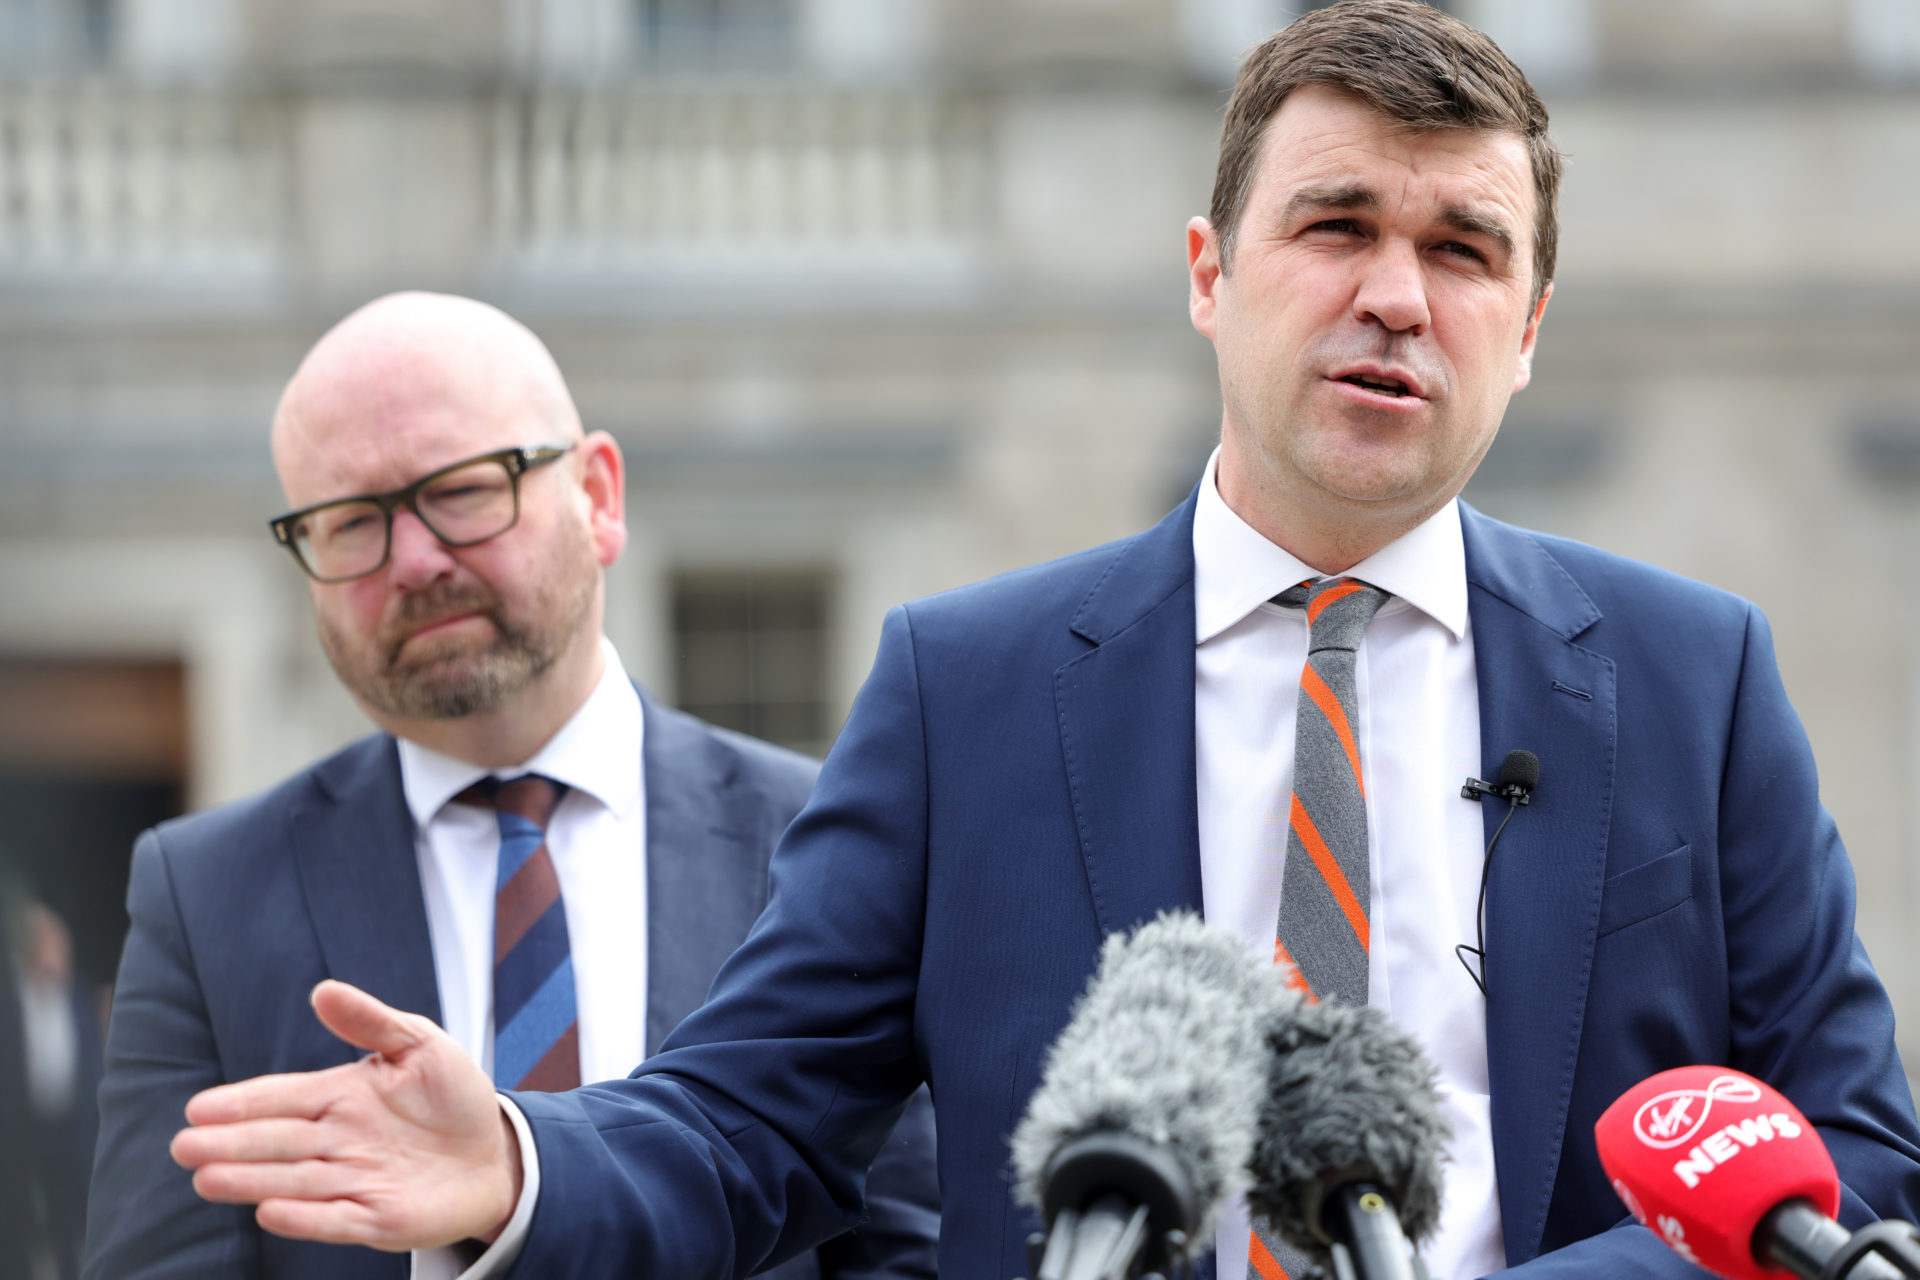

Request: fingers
left=183, top=1067, right=342, bottom=1129
left=191, top=1157, right=359, bottom=1206
left=169, top=991, right=507, bottom=1251
left=254, top=1198, right=387, bottom=1249
left=171, top=1117, right=326, bottom=1168
left=310, top=980, right=428, bottom=1059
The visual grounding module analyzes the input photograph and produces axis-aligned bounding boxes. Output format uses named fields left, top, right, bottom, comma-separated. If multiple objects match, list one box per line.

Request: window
left=0, top=0, right=112, bottom=70
left=1852, top=0, right=1920, bottom=83
left=633, top=0, right=793, bottom=72
left=1182, top=1, right=1458, bottom=83
left=672, top=570, right=833, bottom=755
left=1304, top=0, right=1451, bottom=10
left=1456, top=0, right=1594, bottom=87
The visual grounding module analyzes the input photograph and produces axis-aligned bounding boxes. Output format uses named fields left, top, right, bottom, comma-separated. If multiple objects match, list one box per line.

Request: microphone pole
left=1755, top=1202, right=1919, bottom=1280
left=1030, top=1133, right=1195, bottom=1280
left=1245, top=998, right=1447, bottom=1280
left=1321, top=1182, right=1426, bottom=1280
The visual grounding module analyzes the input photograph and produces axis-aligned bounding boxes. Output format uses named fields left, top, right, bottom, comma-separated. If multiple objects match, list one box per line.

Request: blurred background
left=0, top=0, right=1917, bottom=1273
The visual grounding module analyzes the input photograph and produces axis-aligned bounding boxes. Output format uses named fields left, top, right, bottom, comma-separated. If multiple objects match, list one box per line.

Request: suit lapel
left=642, top=693, right=765, bottom=1057
left=1054, top=495, right=1206, bottom=937
left=288, top=737, right=443, bottom=1025
left=1461, top=505, right=1617, bottom=1265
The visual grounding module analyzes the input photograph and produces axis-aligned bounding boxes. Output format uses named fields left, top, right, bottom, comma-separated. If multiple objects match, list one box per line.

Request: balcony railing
left=0, top=79, right=987, bottom=288
left=0, top=80, right=284, bottom=277
left=491, top=85, right=989, bottom=278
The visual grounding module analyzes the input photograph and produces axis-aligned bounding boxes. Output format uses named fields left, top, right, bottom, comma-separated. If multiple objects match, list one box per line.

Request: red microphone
left=1596, top=1066, right=1908, bottom=1280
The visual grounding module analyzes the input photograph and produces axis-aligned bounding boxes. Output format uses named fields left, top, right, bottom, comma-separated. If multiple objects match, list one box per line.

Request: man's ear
left=1513, top=282, right=1553, bottom=392
left=1188, top=216, right=1224, bottom=341
left=578, top=431, right=627, bottom=567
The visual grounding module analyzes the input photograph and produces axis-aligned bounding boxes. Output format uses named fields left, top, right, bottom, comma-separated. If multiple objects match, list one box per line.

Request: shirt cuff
left=409, top=1094, right=540, bottom=1280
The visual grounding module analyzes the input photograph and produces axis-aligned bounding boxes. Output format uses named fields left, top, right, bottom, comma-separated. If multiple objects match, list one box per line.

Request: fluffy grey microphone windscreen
left=1010, top=912, right=1278, bottom=1253
left=1247, top=998, right=1449, bottom=1258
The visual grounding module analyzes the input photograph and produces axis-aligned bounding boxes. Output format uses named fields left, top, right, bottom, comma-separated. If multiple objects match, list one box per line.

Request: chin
left=395, top=651, right=481, bottom=688
left=374, top=656, right=523, bottom=721
left=1302, top=461, right=1433, bottom=508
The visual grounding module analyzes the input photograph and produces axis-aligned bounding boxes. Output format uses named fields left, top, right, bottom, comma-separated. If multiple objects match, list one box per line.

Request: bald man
left=83, top=294, right=939, bottom=1280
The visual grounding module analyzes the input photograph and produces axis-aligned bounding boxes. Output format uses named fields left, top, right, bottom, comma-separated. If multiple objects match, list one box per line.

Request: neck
left=379, top=631, right=608, bottom=769
left=1214, top=438, right=1448, bottom=576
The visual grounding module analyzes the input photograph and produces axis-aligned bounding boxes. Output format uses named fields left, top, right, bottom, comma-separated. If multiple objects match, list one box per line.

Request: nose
left=385, top=508, right=458, bottom=591
left=1352, top=239, right=1431, bottom=336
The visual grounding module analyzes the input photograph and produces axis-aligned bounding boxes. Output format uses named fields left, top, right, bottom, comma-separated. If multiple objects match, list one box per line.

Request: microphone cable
left=1455, top=749, right=1540, bottom=996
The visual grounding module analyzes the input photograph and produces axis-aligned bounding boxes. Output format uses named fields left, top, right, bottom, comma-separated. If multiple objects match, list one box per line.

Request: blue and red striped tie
left=460, top=774, right=580, bottom=1092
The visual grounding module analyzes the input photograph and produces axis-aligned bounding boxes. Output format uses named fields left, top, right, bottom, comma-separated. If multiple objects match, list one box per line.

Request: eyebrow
left=1280, top=184, right=1379, bottom=224
left=1438, top=206, right=1516, bottom=259
left=1281, top=183, right=1517, bottom=261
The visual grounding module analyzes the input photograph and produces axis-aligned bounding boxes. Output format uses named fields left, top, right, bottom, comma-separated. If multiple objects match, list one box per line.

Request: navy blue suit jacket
left=83, top=694, right=940, bottom=1280
left=499, top=498, right=1920, bottom=1280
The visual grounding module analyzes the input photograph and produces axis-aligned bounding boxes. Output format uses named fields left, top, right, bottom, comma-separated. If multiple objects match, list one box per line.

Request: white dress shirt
left=1192, top=450, right=1505, bottom=1280
left=404, top=637, right=647, bottom=1280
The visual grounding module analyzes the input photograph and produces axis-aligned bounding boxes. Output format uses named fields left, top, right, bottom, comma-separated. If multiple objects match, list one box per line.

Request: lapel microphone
left=1461, top=750, right=1539, bottom=805
left=1456, top=750, right=1541, bottom=996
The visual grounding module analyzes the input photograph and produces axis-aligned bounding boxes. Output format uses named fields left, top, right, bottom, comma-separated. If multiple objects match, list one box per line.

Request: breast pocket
left=1598, top=844, right=1693, bottom=937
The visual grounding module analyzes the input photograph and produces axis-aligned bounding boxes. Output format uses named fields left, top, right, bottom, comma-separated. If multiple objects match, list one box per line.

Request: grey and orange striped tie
left=1250, top=576, right=1390, bottom=1280
left=459, top=774, right=581, bottom=1092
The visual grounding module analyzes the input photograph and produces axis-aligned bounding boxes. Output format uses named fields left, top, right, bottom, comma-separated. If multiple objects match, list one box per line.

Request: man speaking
left=169, top=4, right=1920, bottom=1278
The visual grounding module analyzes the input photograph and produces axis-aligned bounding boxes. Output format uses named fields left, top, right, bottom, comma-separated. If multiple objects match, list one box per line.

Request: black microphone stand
left=1022, top=1211, right=1194, bottom=1280
left=1756, top=1201, right=1920, bottom=1280
left=1017, top=1132, right=1201, bottom=1280
left=1319, top=1182, right=1432, bottom=1280
left=1822, top=1221, right=1920, bottom=1279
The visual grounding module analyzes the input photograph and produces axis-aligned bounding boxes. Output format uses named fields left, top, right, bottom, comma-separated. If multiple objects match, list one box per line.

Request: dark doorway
left=0, top=656, right=187, bottom=1279
left=0, top=658, right=189, bottom=990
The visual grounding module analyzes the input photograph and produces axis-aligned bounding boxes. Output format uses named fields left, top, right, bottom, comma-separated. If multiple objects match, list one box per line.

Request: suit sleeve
left=1490, top=605, right=1920, bottom=1278
left=504, top=607, right=933, bottom=1279
left=747, top=744, right=940, bottom=1280
left=84, top=830, right=264, bottom=1280
left=811, top=1084, right=939, bottom=1280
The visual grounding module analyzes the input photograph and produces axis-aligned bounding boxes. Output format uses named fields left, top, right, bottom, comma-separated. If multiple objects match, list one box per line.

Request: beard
left=316, top=532, right=597, bottom=721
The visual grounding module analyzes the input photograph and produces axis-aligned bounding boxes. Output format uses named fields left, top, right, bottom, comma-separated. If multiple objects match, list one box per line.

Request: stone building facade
left=2, top=0, right=1918, bottom=1071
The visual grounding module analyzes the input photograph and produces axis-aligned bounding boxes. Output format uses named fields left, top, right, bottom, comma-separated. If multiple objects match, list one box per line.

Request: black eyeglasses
left=268, top=443, right=576, bottom=583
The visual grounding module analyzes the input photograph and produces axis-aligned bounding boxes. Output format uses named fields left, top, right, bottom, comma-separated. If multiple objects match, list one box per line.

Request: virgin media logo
left=1632, top=1076, right=1763, bottom=1150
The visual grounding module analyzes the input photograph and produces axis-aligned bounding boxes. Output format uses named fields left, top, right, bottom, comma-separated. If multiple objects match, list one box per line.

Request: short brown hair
left=1209, top=0, right=1562, bottom=301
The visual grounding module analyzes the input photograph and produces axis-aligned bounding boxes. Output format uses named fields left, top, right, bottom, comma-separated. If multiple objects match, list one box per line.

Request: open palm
left=170, top=980, right=521, bottom=1251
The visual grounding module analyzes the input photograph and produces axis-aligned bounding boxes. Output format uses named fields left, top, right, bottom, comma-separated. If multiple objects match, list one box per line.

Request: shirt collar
left=1191, top=447, right=1469, bottom=645
left=397, top=635, right=643, bottom=826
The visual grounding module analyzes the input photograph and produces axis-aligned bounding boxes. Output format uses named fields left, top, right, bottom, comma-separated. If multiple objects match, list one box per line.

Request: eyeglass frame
left=267, top=442, right=578, bottom=583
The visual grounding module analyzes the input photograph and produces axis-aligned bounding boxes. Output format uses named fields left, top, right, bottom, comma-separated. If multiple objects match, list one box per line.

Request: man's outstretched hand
left=171, top=980, right=522, bottom=1252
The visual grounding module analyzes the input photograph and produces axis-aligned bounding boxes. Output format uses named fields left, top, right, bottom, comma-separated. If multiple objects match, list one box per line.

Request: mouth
left=1332, top=368, right=1425, bottom=400
left=398, top=611, right=490, bottom=647
left=1326, top=364, right=1432, bottom=411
